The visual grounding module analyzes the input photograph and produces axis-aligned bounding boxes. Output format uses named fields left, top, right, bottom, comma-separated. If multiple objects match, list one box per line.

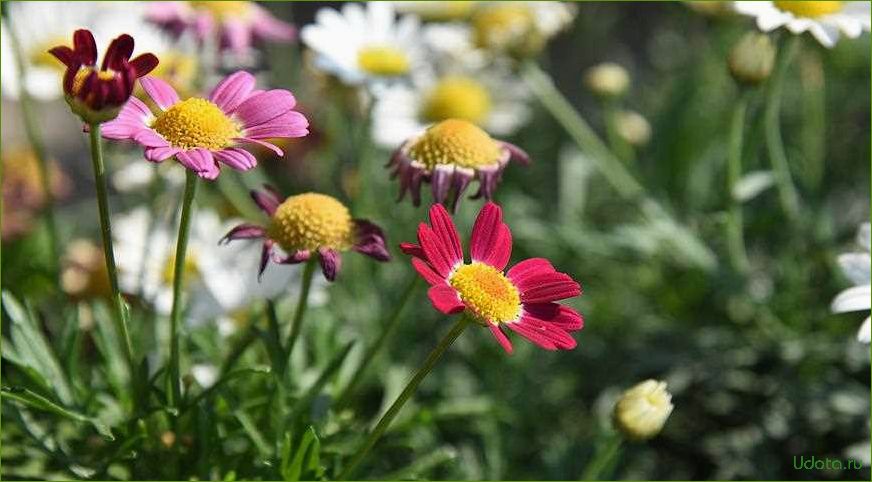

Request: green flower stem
left=284, top=257, right=317, bottom=372
left=265, top=299, right=286, bottom=374
left=167, top=170, right=199, bottom=410
left=726, top=92, right=751, bottom=273
left=764, top=36, right=801, bottom=222
left=580, top=431, right=623, bottom=480
left=87, top=123, right=136, bottom=382
left=7, top=25, right=60, bottom=274
left=337, top=315, right=472, bottom=481
left=335, top=276, right=421, bottom=410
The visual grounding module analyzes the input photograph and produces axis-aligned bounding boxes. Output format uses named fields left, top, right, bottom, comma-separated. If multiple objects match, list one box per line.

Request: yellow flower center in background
left=449, top=262, right=521, bottom=324
left=472, top=4, right=535, bottom=50
left=407, top=119, right=503, bottom=171
left=152, top=98, right=240, bottom=150
left=30, top=37, right=70, bottom=70
left=161, top=252, right=200, bottom=285
left=189, top=0, right=252, bottom=19
left=773, top=1, right=843, bottom=17
left=357, top=46, right=410, bottom=76
left=268, top=193, right=354, bottom=252
left=421, top=76, right=492, bottom=125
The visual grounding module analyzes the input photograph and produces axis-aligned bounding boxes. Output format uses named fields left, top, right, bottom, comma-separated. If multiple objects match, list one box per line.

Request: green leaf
left=289, top=341, right=355, bottom=424
left=281, top=426, right=323, bottom=482
left=234, top=409, right=271, bottom=458
left=1, top=386, right=114, bottom=440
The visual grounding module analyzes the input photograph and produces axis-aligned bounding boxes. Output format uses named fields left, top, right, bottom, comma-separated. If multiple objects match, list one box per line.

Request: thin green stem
left=726, top=92, right=751, bottom=273
left=337, top=315, right=471, bottom=480
left=87, top=124, right=135, bottom=381
left=335, top=276, right=421, bottom=410
left=167, top=170, right=199, bottom=410
left=284, top=257, right=317, bottom=372
left=764, top=36, right=801, bottom=222
left=7, top=25, right=60, bottom=274
left=580, top=432, right=623, bottom=480
left=265, top=299, right=286, bottom=375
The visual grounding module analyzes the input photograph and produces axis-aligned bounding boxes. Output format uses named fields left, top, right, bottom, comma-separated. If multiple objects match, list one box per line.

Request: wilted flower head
left=728, top=33, right=776, bottom=86
left=584, top=62, right=630, bottom=98
left=470, top=1, right=575, bottom=59
left=221, top=187, right=390, bottom=282
left=146, top=1, right=296, bottom=55
left=613, top=379, right=674, bottom=441
left=831, top=222, right=871, bottom=344
left=387, top=119, right=529, bottom=211
left=102, top=71, right=309, bottom=180
left=401, top=202, right=584, bottom=353
left=733, top=1, right=871, bottom=48
left=1, top=147, right=70, bottom=241
left=49, top=29, right=158, bottom=123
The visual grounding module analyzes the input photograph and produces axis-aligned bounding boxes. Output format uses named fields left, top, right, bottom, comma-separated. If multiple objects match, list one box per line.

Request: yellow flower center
left=421, top=76, right=492, bottom=125
left=449, top=262, right=521, bottom=324
left=189, top=1, right=252, bottom=20
left=161, top=252, right=200, bottom=285
left=268, top=193, right=354, bottom=252
left=407, top=119, right=503, bottom=171
left=70, top=67, right=116, bottom=96
left=774, top=1, right=843, bottom=17
left=472, top=4, right=535, bottom=50
left=31, top=37, right=70, bottom=70
left=151, top=98, right=240, bottom=150
left=357, top=46, right=410, bottom=76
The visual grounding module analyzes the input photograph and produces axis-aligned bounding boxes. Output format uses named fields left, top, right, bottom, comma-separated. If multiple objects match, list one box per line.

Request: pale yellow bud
left=613, top=379, right=673, bottom=441
left=584, top=62, right=630, bottom=98
left=728, top=33, right=776, bottom=86
left=615, top=110, right=651, bottom=147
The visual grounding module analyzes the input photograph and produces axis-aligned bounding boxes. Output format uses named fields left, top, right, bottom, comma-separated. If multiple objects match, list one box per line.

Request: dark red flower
left=49, top=29, right=158, bottom=123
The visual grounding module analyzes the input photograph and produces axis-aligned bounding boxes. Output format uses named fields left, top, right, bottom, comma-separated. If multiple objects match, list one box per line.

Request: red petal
left=489, top=324, right=514, bottom=354
left=427, top=284, right=465, bottom=314
left=102, top=34, right=134, bottom=70
left=129, top=53, right=159, bottom=77
left=470, top=202, right=512, bottom=270
left=522, top=303, right=584, bottom=331
left=412, top=257, right=445, bottom=286
left=48, top=46, right=76, bottom=67
left=399, top=242, right=424, bottom=259
left=318, top=248, right=342, bottom=281
left=418, top=223, right=457, bottom=278
left=73, top=29, right=97, bottom=65
left=428, top=203, right=463, bottom=264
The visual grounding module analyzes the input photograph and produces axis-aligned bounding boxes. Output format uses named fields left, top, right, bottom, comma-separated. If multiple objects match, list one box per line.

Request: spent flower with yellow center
left=450, top=262, right=521, bottom=324
left=422, top=76, right=492, bottom=125
left=773, top=1, right=843, bottom=17
left=357, top=45, right=411, bottom=76
left=613, top=379, right=674, bottom=441
left=408, top=119, right=503, bottom=171
left=268, top=193, right=354, bottom=252
left=151, top=98, right=241, bottom=150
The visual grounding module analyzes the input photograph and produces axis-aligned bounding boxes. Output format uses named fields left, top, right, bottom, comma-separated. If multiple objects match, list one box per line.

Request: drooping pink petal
left=250, top=187, right=281, bottom=216
left=220, top=223, right=266, bottom=244
left=139, top=76, right=179, bottom=110
left=208, top=71, right=255, bottom=113
left=489, top=324, right=514, bottom=354
left=144, top=146, right=181, bottom=163
left=318, top=248, right=342, bottom=281
left=428, top=203, right=463, bottom=266
left=427, top=284, right=465, bottom=314
left=234, top=89, right=297, bottom=127
left=235, top=137, right=284, bottom=157
left=214, top=147, right=257, bottom=171
left=258, top=239, right=275, bottom=280
left=176, top=148, right=219, bottom=180
left=470, top=202, right=512, bottom=270
left=502, top=142, right=530, bottom=165
left=412, top=257, right=445, bottom=286
left=242, top=110, right=309, bottom=139
left=274, top=249, right=311, bottom=265
left=352, top=219, right=391, bottom=261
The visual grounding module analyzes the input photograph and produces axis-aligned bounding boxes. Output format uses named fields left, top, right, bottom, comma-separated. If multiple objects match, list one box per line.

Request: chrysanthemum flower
left=221, top=187, right=391, bottom=281
left=401, top=202, right=583, bottom=352
left=831, top=222, right=871, bottom=344
left=49, top=29, right=158, bottom=124
left=734, top=1, right=871, bottom=48
left=146, top=1, right=296, bottom=55
left=101, top=71, right=308, bottom=180
left=387, top=119, right=529, bottom=211
left=300, top=2, right=424, bottom=86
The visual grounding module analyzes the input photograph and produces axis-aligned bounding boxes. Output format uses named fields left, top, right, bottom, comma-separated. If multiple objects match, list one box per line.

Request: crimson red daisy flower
left=401, top=202, right=583, bottom=352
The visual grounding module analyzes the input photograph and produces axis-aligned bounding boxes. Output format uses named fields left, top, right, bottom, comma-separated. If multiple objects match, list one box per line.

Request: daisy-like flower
left=101, top=71, right=308, bottom=180
left=401, top=202, right=583, bottom=352
left=387, top=118, right=529, bottom=211
left=300, top=2, right=424, bottom=86
left=734, top=1, right=871, bottom=48
left=831, top=222, right=871, bottom=344
left=469, top=1, right=576, bottom=59
left=49, top=29, right=158, bottom=124
left=145, top=1, right=295, bottom=56
left=221, top=187, right=391, bottom=281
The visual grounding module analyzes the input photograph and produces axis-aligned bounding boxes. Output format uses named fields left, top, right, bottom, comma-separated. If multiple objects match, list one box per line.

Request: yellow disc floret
left=161, top=252, right=200, bottom=285
left=357, top=46, right=410, bottom=76
left=422, top=76, right=492, bottom=125
left=189, top=1, right=252, bottom=19
left=407, top=119, right=503, bottom=171
left=449, top=262, right=521, bottom=324
left=152, top=98, right=241, bottom=151
left=774, top=1, right=843, bottom=17
left=268, top=193, right=354, bottom=252
left=472, top=4, right=536, bottom=51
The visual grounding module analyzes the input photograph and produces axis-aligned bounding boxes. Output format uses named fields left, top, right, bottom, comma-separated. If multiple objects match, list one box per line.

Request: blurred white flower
left=391, top=1, right=478, bottom=22
left=468, top=1, right=576, bottom=58
left=831, top=222, right=871, bottom=343
left=733, top=1, right=871, bottom=48
left=190, top=363, right=218, bottom=388
left=301, top=2, right=425, bottom=86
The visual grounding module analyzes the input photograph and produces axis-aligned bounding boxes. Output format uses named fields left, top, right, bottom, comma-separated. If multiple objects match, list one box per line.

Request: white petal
left=857, top=316, right=871, bottom=344
left=837, top=253, right=872, bottom=286
left=831, top=285, right=872, bottom=313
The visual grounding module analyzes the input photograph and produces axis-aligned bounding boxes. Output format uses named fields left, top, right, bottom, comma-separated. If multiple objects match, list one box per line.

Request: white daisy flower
left=733, top=1, right=871, bottom=48
left=0, top=1, right=177, bottom=101
left=300, top=2, right=425, bottom=86
left=468, top=1, right=576, bottom=57
left=831, top=222, right=871, bottom=343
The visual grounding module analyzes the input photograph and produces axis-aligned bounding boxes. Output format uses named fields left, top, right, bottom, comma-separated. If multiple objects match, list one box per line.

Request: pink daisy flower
left=146, top=1, right=296, bottom=55
left=220, top=186, right=390, bottom=282
left=401, top=202, right=583, bottom=353
left=102, top=71, right=308, bottom=180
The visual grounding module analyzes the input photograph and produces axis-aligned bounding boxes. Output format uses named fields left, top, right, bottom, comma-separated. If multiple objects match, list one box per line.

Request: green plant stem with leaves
left=167, top=170, right=199, bottom=410
left=726, top=91, right=751, bottom=273
left=765, top=35, right=802, bottom=222
left=337, top=315, right=472, bottom=480
left=580, top=431, right=623, bottom=480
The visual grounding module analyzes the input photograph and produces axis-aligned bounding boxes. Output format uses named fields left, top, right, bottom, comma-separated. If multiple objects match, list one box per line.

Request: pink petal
left=412, top=257, right=445, bottom=286
left=506, top=258, right=554, bottom=285
left=522, top=303, right=584, bottom=331
left=176, top=148, right=219, bottom=180
left=509, top=316, right=577, bottom=350
left=418, top=223, right=458, bottom=278
left=213, top=147, right=257, bottom=171
left=220, top=223, right=266, bottom=243
left=251, top=187, right=281, bottom=216
left=208, top=71, right=255, bottom=113
left=234, top=137, right=284, bottom=157
left=428, top=203, right=463, bottom=267
left=427, top=284, right=465, bottom=314
left=489, top=324, right=514, bottom=354
left=139, top=76, right=179, bottom=110
left=318, top=248, right=341, bottom=281
left=252, top=6, right=296, bottom=40
left=400, top=242, right=425, bottom=259
left=134, top=129, right=170, bottom=148
left=517, top=271, right=580, bottom=304
left=243, top=110, right=309, bottom=139
left=234, top=89, right=297, bottom=127
left=144, top=146, right=181, bottom=163
left=221, top=20, right=252, bottom=54
left=470, top=202, right=512, bottom=270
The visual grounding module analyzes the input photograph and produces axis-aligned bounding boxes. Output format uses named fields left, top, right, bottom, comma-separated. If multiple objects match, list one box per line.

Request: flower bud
left=613, top=379, right=673, bottom=441
left=615, top=110, right=651, bottom=147
left=728, top=33, right=776, bottom=86
left=584, top=62, right=630, bottom=98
